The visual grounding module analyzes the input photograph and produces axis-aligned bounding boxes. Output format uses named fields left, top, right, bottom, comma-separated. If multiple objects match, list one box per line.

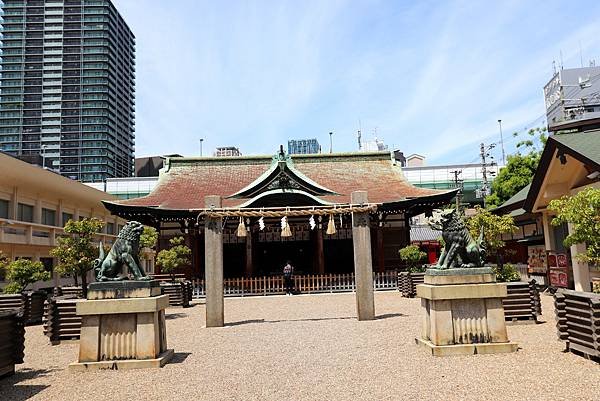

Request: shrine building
left=103, top=148, right=457, bottom=278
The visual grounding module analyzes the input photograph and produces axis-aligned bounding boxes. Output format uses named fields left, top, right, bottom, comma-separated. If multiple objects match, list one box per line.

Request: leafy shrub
left=493, top=263, right=520, bottom=282
left=399, top=245, right=427, bottom=273
left=2, top=259, right=50, bottom=293
left=593, top=281, right=600, bottom=294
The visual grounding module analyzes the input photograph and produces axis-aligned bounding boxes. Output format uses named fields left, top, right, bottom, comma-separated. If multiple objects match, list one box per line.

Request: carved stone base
left=416, top=268, right=518, bottom=356
left=69, top=294, right=171, bottom=371
left=69, top=349, right=173, bottom=371
left=415, top=338, right=518, bottom=356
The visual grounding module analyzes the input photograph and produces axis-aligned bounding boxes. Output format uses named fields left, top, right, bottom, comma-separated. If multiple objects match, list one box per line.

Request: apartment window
left=17, top=203, right=34, bottom=222
left=62, top=212, right=73, bottom=227
left=106, top=222, right=114, bottom=235
left=42, top=208, right=56, bottom=226
left=0, top=199, right=8, bottom=219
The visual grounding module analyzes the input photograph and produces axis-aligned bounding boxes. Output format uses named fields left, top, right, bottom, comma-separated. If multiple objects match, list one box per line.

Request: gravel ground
left=1, top=292, right=599, bottom=401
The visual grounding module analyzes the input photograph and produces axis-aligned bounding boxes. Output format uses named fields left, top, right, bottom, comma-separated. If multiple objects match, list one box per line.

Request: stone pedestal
left=69, top=280, right=173, bottom=371
left=416, top=268, right=518, bottom=356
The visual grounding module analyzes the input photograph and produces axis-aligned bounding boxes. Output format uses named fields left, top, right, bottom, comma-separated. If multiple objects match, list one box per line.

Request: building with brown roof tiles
left=104, top=148, right=456, bottom=278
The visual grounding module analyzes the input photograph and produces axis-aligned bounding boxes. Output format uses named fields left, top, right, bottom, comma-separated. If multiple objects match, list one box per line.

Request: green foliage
left=156, top=236, right=191, bottom=280
left=2, top=282, right=23, bottom=294
left=50, top=218, right=104, bottom=288
left=486, top=127, right=547, bottom=208
left=493, top=263, right=521, bottom=283
left=138, top=226, right=159, bottom=260
left=139, top=226, right=158, bottom=250
left=548, top=187, right=600, bottom=266
left=466, top=206, right=517, bottom=255
left=399, top=245, right=427, bottom=273
left=2, top=259, right=50, bottom=293
left=0, top=251, right=7, bottom=280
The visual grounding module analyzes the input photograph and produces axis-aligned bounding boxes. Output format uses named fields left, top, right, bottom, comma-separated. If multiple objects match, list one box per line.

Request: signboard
left=547, top=251, right=569, bottom=288
left=527, top=245, right=547, bottom=274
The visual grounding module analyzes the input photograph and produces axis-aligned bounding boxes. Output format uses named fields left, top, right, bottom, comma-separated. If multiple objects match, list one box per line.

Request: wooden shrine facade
left=103, top=149, right=457, bottom=278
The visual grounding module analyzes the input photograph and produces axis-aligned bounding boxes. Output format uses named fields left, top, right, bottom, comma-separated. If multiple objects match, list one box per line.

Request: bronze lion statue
left=94, top=221, right=151, bottom=281
left=428, top=208, right=485, bottom=269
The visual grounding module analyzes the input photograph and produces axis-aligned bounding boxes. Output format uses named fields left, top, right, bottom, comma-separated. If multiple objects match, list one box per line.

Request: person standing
left=283, top=260, right=294, bottom=296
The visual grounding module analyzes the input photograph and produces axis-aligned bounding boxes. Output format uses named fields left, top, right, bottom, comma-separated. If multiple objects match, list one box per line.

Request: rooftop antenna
left=357, top=119, right=362, bottom=150
left=560, top=50, right=564, bottom=70
left=329, top=132, right=333, bottom=154
left=552, top=60, right=556, bottom=75
left=579, top=41, right=584, bottom=68
left=497, top=119, right=505, bottom=165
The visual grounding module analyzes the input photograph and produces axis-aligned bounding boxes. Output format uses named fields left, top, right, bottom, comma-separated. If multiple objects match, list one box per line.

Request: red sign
left=549, top=270, right=568, bottom=287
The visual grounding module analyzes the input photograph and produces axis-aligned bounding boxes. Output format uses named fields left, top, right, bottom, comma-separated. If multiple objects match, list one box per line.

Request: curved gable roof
left=110, top=151, right=453, bottom=210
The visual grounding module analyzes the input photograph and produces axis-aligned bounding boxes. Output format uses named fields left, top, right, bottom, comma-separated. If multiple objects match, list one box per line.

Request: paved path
left=1, top=292, right=598, bottom=400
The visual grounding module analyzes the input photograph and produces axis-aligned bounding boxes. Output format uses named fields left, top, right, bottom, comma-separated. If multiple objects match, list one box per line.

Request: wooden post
left=376, top=224, right=384, bottom=273
left=315, top=218, right=325, bottom=274
left=351, top=191, right=375, bottom=321
left=204, top=195, right=224, bottom=327
left=245, top=225, right=253, bottom=278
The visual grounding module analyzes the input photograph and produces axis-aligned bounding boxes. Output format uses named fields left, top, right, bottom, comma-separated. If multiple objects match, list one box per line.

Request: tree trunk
left=81, top=270, right=87, bottom=298
left=73, top=272, right=78, bottom=286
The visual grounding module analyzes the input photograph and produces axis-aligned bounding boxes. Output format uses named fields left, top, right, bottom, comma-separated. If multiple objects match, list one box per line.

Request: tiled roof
left=114, top=151, right=452, bottom=210
left=410, top=225, right=441, bottom=242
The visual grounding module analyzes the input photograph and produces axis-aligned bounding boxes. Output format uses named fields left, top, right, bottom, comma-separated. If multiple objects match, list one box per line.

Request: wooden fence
left=43, top=296, right=81, bottom=345
left=398, top=272, right=425, bottom=298
left=0, top=309, right=25, bottom=378
left=504, top=280, right=542, bottom=323
left=554, top=289, right=600, bottom=361
left=0, top=291, right=46, bottom=325
left=191, top=271, right=399, bottom=298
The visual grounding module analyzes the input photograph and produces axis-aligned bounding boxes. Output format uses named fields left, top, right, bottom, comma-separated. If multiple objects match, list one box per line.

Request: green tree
left=0, top=251, right=8, bottom=281
left=156, top=236, right=191, bottom=281
left=399, top=245, right=427, bottom=273
left=50, top=217, right=104, bottom=297
left=2, top=259, right=50, bottom=294
left=486, top=127, right=547, bottom=208
left=466, top=206, right=517, bottom=261
left=138, top=226, right=158, bottom=260
left=548, top=187, right=600, bottom=266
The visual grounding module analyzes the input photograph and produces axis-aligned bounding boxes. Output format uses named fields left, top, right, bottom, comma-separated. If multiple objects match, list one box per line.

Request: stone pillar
left=376, top=224, right=385, bottom=273
left=57, top=199, right=63, bottom=227
left=568, top=223, right=590, bottom=292
left=351, top=191, right=375, bottom=321
left=204, top=195, right=224, bottom=327
left=33, top=199, right=42, bottom=224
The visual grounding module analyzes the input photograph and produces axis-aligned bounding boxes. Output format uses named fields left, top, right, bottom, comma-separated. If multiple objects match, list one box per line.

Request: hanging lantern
left=236, top=216, right=247, bottom=237
left=326, top=214, right=336, bottom=235
left=281, top=216, right=292, bottom=237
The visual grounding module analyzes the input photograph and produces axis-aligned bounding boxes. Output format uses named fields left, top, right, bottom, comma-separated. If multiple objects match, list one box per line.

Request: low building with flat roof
left=0, top=152, right=126, bottom=274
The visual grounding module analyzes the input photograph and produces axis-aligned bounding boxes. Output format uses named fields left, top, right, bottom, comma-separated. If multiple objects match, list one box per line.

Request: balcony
left=0, top=218, right=117, bottom=248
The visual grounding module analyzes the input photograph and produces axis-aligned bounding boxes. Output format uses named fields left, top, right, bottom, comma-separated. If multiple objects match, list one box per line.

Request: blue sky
left=115, top=0, right=600, bottom=164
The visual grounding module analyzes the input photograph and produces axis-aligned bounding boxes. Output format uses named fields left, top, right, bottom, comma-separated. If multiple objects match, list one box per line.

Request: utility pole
left=199, top=138, right=204, bottom=157
left=329, top=132, right=333, bottom=154
left=479, top=142, right=497, bottom=208
left=497, top=119, right=505, bottom=165
left=450, top=170, right=463, bottom=212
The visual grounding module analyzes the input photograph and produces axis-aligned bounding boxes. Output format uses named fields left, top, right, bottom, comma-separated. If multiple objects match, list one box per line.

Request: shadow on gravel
left=0, top=368, right=57, bottom=400
left=376, top=313, right=406, bottom=320
left=166, top=313, right=188, bottom=320
left=169, top=352, right=192, bottom=364
left=227, top=316, right=357, bottom=326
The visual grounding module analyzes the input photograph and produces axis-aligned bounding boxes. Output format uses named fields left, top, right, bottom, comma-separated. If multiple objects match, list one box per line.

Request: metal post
left=498, top=119, right=505, bottom=165
left=199, top=138, right=204, bottom=157
left=329, top=132, right=333, bottom=154
left=480, top=143, right=488, bottom=208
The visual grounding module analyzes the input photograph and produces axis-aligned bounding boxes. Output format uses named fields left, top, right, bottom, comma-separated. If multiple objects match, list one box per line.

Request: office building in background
left=0, top=0, right=135, bottom=182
